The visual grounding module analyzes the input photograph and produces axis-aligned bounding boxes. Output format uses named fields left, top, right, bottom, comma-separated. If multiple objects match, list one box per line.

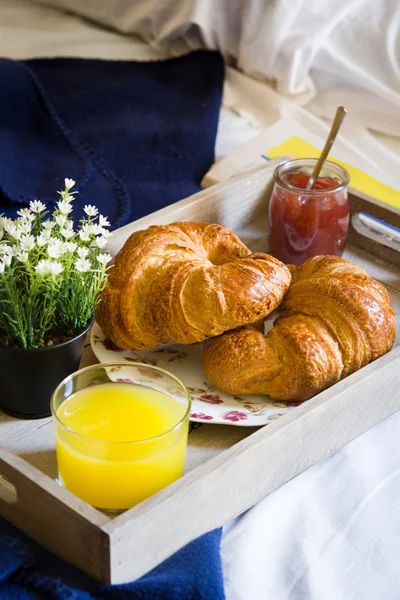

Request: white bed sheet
left=1, top=2, right=400, bottom=599
left=222, top=414, right=400, bottom=600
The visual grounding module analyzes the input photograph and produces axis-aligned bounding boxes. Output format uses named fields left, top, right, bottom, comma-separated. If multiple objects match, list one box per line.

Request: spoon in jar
left=306, top=106, right=347, bottom=190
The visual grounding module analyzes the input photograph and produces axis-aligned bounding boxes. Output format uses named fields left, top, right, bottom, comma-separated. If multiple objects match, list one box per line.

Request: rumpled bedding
left=32, top=0, right=400, bottom=137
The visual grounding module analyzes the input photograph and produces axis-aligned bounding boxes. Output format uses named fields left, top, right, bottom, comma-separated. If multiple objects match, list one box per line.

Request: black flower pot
left=0, top=321, right=92, bottom=420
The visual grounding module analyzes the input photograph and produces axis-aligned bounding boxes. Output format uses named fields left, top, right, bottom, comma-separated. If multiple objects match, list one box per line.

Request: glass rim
left=50, top=361, right=191, bottom=445
left=273, top=158, right=350, bottom=195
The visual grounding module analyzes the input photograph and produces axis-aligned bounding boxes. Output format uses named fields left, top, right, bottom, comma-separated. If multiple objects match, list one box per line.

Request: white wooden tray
left=1, top=162, right=400, bottom=584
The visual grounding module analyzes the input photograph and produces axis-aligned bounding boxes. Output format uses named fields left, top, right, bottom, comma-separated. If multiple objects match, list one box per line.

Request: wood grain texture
left=0, top=162, right=399, bottom=583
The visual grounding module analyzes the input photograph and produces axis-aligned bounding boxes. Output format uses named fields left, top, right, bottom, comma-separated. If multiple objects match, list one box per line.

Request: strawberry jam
left=268, top=160, right=350, bottom=265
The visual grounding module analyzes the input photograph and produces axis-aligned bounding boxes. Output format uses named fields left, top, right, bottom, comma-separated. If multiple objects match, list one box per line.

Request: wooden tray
left=1, top=162, right=400, bottom=584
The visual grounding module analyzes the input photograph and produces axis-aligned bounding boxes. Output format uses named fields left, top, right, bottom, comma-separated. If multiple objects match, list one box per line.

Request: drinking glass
left=51, top=362, right=191, bottom=511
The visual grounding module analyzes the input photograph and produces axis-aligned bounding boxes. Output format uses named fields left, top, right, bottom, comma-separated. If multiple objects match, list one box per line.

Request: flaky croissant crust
left=96, top=222, right=291, bottom=349
left=203, top=255, right=396, bottom=401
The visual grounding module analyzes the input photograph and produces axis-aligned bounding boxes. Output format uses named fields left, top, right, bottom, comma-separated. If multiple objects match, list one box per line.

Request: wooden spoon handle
left=306, top=106, right=347, bottom=190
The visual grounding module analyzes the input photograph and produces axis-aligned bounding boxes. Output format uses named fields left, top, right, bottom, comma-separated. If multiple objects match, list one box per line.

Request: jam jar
left=268, top=159, right=350, bottom=265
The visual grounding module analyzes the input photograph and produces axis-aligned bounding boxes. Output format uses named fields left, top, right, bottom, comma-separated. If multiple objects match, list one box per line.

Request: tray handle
left=0, top=473, right=17, bottom=504
left=0, top=446, right=111, bottom=581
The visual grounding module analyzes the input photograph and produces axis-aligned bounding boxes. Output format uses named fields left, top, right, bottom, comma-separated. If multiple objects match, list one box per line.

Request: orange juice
left=55, top=382, right=188, bottom=510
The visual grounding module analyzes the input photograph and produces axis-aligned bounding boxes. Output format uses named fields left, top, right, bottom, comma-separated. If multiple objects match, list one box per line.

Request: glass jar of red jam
left=268, top=159, right=350, bottom=265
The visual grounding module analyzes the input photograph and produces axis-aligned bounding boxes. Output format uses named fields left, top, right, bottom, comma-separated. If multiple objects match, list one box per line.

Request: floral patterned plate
left=90, top=322, right=301, bottom=426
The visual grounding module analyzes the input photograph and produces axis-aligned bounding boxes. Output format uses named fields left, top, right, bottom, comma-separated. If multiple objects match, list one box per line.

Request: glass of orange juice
left=51, top=362, right=191, bottom=512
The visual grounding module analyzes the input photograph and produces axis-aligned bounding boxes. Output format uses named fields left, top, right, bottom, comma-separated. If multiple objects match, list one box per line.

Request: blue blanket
left=0, top=518, right=224, bottom=599
left=0, top=51, right=225, bottom=598
left=0, top=51, right=224, bottom=228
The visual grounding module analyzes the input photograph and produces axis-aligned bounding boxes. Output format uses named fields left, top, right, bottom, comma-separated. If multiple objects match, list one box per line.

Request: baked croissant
left=202, top=255, right=396, bottom=401
left=96, top=222, right=291, bottom=349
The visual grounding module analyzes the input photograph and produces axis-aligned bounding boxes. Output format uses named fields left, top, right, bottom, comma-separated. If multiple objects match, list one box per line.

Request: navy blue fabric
left=0, top=518, right=225, bottom=600
left=0, top=51, right=224, bottom=228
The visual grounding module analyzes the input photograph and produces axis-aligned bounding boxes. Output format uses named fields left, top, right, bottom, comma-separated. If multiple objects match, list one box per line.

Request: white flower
left=83, top=205, right=98, bottom=218
left=65, top=241, right=77, bottom=253
left=60, top=220, right=74, bottom=238
left=17, top=252, right=28, bottom=263
left=47, top=246, right=61, bottom=259
left=35, top=259, right=54, bottom=275
left=0, top=229, right=3, bottom=242
left=79, top=223, right=93, bottom=241
left=63, top=220, right=74, bottom=231
left=35, top=259, right=63, bottom=276
left=48, top=261, right=64, bottom=276
left=17, top=208, right=34, bottom=222
left=97, top=253, right=112, bottom=267
left=29, top=200, right=46, bottom=213
left=79, top=229, right=90, bottom=242
left=36, top=232, right=50, bottom=247
left=79, top=230, right=91, bottom=242
left=0, top=245, right=12, bottom=256
left=20, top=235, right=35, bottom=252
left=55, top=214, right=67, bottom=228
left=64, top=178, right=75, bottom=190
left=3, top=253, right=12, bottom=267
left=3, top=221, right=21, bottom=240
left=91, top=224, right=103, bottom=236
left=92, top=225, right=112, bottom=238
left=0, top=261, right=4, bottom=274
left=19, top=221, right=32, bottom=235
left=75, top=258, right=91, bottom=273
left=43, top=221, right=55, bottom=231
left=47, top=239, right=66, bottom=259
left=13, top=227, right=22, bottom=240
left=35, top=260, right=48, bottom=275
left=98, top=215, right=110, bottom=228
left=95, top=236, right=108, bottom=249
left=60, top=227, right=75, bottom=239
left=77, top=247, right=90, bottom=259
left=57, top=200, right=73, bottom=215
left=2, top=218, right=13, bottom=230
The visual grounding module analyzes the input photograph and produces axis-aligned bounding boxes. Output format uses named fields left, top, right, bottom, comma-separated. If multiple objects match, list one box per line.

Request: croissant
left=96, top=222, right=291, bottom=349
left=202, top=255, right=396, bottom=401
